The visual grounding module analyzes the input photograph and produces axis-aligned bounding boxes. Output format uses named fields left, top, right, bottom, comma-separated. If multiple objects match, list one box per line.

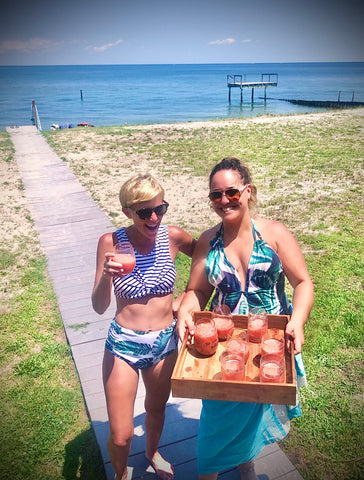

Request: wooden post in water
left=80, top=89, right=83, bottom=101
left=251, top=88, right=254, bottom=103
left=352, top=91, right=355, bottom=102
left=338, top=91, right=341, bottom=102
left=31, top=100, right=38, bottom=130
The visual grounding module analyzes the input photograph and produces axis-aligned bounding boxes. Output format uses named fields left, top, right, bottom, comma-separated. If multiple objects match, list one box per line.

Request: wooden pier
left=227, top=73, right=278, bottom=103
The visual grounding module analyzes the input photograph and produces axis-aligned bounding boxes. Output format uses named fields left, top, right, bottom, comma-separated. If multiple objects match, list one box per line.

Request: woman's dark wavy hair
left=209, top=156, right=257, bottom=209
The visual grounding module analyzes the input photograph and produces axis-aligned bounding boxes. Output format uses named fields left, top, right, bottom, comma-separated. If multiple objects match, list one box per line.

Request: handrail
left=227, top=73, right=278, bottom=85
left=31, top=100, right=42, bottom=131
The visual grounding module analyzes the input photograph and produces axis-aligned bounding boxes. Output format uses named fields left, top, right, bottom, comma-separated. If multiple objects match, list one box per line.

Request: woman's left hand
left=285, top=319, right=305, bottom=355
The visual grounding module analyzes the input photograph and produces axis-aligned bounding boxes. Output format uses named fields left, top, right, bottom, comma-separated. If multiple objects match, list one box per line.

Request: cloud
left=91, top=39, right=123, bottom=53
left=208, top=38, right=236, bottom=45
left=0, top=38, right=63, bottom=54
left=241, top=39, right=252, bottom=43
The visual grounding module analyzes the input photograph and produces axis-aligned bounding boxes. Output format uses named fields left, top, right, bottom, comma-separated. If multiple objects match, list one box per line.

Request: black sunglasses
left=208, top=185, right=248, bottom=203
left=134, top=201, right=169, bottom=220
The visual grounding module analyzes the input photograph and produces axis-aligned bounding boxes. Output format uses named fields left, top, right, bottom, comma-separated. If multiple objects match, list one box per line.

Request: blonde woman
left=92, top=174, right=195, bottom=480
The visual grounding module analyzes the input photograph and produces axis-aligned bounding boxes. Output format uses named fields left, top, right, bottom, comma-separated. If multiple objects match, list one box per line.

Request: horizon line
left=1, top=60, right=364, bottom=68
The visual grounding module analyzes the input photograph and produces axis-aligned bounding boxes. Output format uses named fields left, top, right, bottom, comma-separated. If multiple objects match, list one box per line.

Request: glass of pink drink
left=260, top=354, right=285, bottom=383
left=212, top=305, right=234, bottom=340
left=247, top=308, right=268, bottom=343
left=226, top=337, right=250, bottom=363
left=261, top=333, right=285, bottom=357
left=113, top=242, right=136, bottom=275
left=220, top=353, right=245, bottom=381
left=193, top=318, right=219, bottom=356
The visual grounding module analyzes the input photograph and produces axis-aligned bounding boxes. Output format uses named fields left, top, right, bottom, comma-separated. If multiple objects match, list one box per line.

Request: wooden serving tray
left=172, top=311, right=296, bottom=405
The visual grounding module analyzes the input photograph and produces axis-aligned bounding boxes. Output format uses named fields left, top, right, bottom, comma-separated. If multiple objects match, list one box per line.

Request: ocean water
left=1, top=62, right=363, bottom=131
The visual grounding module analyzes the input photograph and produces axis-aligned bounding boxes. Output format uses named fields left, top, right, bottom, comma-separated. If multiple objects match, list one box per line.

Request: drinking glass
left=212, top=304, right=234, bottom=340
left=261, top=332, right=285, bottom=357
left=220, top=353, right=245, bottom=381
left=247, top=308, right=268, bottom=343
left=113, top=242, right=136, bottom=275
left=226, top=337, right=250, bottom=363
left=193, top=318, right=219, bottom=356
left=260, top=354, right=285, bottom=383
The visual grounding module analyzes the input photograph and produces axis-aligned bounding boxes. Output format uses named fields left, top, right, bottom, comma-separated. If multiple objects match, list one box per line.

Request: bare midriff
left=115, top=293, right=174, bottom=331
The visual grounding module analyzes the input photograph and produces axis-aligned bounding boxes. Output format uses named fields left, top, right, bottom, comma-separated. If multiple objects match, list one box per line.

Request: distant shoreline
left=5, top=105, right=364, bottom=133
left=86, top=107, right=364, bottom=131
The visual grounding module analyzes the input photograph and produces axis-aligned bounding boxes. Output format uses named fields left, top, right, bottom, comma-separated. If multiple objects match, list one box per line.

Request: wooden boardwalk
left=7, top=125, right=304, bottom=480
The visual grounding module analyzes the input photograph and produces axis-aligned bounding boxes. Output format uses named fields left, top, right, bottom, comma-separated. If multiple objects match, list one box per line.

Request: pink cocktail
left=113, top=254, right=136, bottom=274
left=248, top=308, right=268, bottom=343
left=194, top=319, right=219, bottom=356
left=261, top=334, right=284, bottom=357
left=220, top=354, right=245, bottom=381
left=260, top=354, right=285, bottom=383
left=226, top=338, right=250, bottom=363
left=113, top=241, right=136, bottom=275
left=213, top=316, right=235, bottom=340
left=213, top=304, right=231, bottom=315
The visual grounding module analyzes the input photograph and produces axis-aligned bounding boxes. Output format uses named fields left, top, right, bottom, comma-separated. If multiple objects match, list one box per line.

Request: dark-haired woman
left=177, top=157, right=313, bottom=480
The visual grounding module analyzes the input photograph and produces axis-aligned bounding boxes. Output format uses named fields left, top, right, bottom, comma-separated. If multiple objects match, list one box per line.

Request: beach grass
left=1, top=108, right=363, bottom=479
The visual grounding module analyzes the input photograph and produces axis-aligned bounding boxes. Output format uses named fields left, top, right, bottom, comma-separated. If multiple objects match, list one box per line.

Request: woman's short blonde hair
left=119, top=174, right=164, bottom=208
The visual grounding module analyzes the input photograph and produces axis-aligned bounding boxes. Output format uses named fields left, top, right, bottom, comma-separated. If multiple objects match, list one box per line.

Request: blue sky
left=1, top=0, right=363, bottom=65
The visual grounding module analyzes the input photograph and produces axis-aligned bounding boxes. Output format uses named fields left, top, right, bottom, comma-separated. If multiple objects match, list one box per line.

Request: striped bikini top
left=112, top=224, right=176, bottom=299
left=206, top=218, right=292, bottom=315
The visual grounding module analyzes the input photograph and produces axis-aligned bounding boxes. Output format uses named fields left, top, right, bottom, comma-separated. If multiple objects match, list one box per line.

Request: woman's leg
left=141, top=349, right=178, bottom=480
left=238, top=461, right=258, bottom=480
left=198, top=461, right=257, bottom=480
left=103, top=349, right=139, bottom=480
left=198, top=474, right=218, bottom=480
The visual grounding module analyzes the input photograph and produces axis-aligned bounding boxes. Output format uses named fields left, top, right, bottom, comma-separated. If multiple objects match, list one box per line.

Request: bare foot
left=114, top=468, right=128, bottom=480
left=146, top=451, right=174, bottom=480
left=238, top=461, right=258, bottom=480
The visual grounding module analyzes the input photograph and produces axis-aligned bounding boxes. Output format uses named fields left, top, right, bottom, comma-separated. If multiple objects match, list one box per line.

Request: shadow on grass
left=63, top=426, right=107, bottom=480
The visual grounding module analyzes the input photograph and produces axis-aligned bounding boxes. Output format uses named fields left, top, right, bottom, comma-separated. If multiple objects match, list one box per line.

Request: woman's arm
left=168, top=225, right=196, bottom=259
left=168, top=226, right=197, bottom=316
left=176, top=231, right=215, bottom=341
left=91, top=233, right=117, bottom=315
left=272, top=221, right=314, bottom=354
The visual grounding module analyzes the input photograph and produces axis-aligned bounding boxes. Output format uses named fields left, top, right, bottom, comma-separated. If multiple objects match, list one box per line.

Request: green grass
left=0, top=133, right=106, bottom=480
left=0, top=258, right=106, bottom=480
left=3, top=109, right=364, bottom=479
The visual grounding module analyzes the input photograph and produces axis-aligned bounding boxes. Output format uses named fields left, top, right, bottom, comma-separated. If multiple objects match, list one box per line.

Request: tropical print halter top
left=206, top=218, right=292, bottom=315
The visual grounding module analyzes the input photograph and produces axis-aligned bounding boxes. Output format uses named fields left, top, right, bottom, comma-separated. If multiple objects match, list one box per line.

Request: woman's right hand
left=103, top=252, right=125, bottom=278
left=176, top=312, right=195, bottom=344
